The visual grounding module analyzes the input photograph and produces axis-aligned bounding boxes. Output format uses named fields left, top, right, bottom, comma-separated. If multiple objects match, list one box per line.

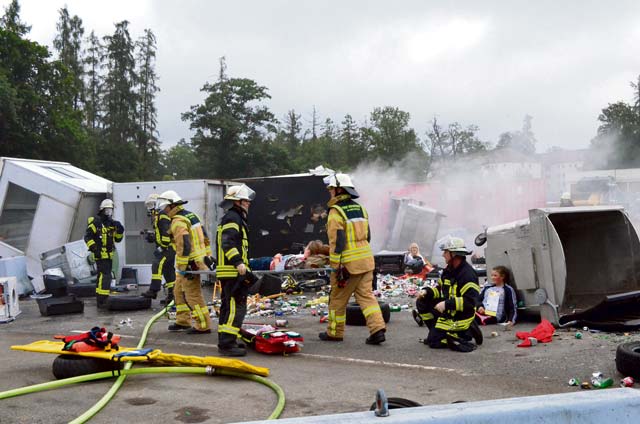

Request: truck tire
left=616, top=341, right=640, bottom=379
left=52, top=355, right=123, bottom=380
left=346, top=301, right=391, bottom=326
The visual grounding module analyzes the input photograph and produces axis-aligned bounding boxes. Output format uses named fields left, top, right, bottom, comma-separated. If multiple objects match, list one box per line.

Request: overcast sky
left=6, top=0, right=640, bottom=153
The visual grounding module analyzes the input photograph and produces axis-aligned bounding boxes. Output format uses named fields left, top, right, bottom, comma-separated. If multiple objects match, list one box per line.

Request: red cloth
left=515, top=319, right=555, bottom=347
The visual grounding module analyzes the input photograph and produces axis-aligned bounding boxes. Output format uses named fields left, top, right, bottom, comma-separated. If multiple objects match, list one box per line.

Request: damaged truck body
left=484, top=206, right=640, bottom=328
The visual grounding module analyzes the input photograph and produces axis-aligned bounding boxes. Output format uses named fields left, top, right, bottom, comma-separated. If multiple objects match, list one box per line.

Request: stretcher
left=11, top=340, right=269, bottom=377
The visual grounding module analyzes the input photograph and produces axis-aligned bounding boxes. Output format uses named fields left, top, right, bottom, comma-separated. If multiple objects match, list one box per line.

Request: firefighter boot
left=318, top=332, right=343, bottom=342
left=218, top=344, right=247, bottom=357
left=365, top=329, right=386, bottom=345
left=160, top=288, right=174, bottom=306
left=141, top=289, right=159, bottom=299
left=470, top=321, right=483, bottom=346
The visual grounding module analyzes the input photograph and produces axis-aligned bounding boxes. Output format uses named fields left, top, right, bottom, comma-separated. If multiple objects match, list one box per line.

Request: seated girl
left=476, top=265, right=517, bottom=326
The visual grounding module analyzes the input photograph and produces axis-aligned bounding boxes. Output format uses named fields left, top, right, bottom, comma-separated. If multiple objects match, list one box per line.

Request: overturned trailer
left=0, top=158, right=110, bottom=292
left=112, top=180, right=232, bottom=285
left=484, top=206, right=640, bottom=327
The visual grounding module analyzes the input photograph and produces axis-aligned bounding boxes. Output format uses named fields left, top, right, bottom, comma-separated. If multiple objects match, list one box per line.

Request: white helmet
left=156, top=190, right=186, bottom=211
left=561, top=192, right=571, bottom=201
left=145, top=194, right=159, bottom=211
left=323, top=173, right=359, bottom=198
left=99, top=199, right=114, bottom=210
left=224, top=184, right=256, bottom=201
left=438, top=235, right=472, bottom=255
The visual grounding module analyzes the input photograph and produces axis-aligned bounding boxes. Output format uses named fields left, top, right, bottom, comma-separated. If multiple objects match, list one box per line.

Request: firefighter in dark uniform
left=415, top=236, right=483, bottom=352
left=84, top=199, right=124, bottom=308
left=141, top=193, right=175, bottom=303
left=216, top=184, right=256, bottom=357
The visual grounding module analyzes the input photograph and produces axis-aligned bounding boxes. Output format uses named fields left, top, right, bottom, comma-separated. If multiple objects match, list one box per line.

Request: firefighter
left=141, top=193, right=175, bottom=304
left=319, top=173, right=386, bottom=345
left=216, top=184, right=256, bottom=357
left=156, top=190, right=212, bottom=334
left=415, top=236, right=483, bottom=352
left=84, top=199, right=124, bottom=308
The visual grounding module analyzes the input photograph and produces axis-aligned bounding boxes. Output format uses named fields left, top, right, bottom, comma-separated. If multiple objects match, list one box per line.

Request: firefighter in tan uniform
left=156, top=190, right=212, bottom=334
left=319, top=173, right=386, bottom=344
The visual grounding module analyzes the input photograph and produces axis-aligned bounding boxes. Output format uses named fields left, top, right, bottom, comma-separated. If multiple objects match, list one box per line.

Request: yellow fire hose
left=0, top=303, right=286, bottom=422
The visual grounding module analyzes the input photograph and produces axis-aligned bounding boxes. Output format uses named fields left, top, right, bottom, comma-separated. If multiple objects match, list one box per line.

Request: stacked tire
left=616, top=341, right=640, bottom=379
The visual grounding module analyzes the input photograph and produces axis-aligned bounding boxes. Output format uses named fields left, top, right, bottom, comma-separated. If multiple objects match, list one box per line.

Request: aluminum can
left=620, top=376, right=635, bottom=387
left=275, top=319, right=288, bottom=327
left=568, top=378, right=580, bottom=386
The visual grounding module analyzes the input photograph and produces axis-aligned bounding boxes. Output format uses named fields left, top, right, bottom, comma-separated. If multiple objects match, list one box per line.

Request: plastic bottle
left=593, top=378, right=613, bottom=389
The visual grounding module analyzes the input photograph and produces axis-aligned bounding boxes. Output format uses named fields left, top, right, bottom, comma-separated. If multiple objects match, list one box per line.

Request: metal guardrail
left=242, top=388, right=640, bottom=424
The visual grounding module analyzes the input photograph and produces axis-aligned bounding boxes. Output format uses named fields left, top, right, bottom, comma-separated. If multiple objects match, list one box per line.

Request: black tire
left=106, top=295, right=151, bottom=311
left=52, top=355, right=123, bottom=380
left=298, top=279, right=327, bottom=292
left=369, top=397, right=421, bottom=410
left=616, top=341, right=640, bottom=379
left=346, top=301, right=391, bottom=326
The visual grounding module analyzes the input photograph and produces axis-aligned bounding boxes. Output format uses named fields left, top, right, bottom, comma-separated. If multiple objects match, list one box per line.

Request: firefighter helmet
left=145, top=194, right=159, bottom=211
left=322, top=173, right=360, bottom=198
left=99, top=199, right=114, bottom=210
left=438, top=235, right=472, bottom=255
left=224, top=184, right=256, bottom=201
left=156, top=190, right=187, bottom=210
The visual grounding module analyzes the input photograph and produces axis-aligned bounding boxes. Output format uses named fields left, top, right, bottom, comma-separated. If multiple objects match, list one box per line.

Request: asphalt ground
left=1, top=286, right=638, bottom=424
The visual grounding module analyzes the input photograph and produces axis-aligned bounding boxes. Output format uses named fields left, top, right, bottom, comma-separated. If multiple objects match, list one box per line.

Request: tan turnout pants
left=326, top=270, right=385, bottom=338
left=174, top=274, right=211, bottom=331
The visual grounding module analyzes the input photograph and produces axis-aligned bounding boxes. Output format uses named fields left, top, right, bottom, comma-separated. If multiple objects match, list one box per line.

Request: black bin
left=44, top=275, right=68, bottom=297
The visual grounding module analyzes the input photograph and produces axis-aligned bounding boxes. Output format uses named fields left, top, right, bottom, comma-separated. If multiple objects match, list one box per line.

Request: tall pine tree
left=135, top=28, right=160, bottom=179
left=100, top=20, right=139, bottom=181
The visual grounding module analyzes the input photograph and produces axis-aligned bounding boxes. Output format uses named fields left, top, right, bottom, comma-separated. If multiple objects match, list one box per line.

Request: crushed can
left=275, top=319, right=288, bottom=327
left=490, top=331, right=499, bottom=337
left=580, top=382, right=592, bottom=390
left=568, top=378, right=581, bottom=386
left=575, top=332, right=583, bottom=339
left=620, top=376, right=635, bottom=387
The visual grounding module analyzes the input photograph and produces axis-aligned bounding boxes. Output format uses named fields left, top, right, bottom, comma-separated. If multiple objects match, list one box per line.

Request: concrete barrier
left=244, top=388, right=640, bottom=423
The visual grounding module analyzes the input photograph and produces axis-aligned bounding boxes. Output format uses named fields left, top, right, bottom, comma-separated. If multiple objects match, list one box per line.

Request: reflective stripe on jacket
left=216, top=206, right=249, bottom=279
left=169, top=206, right=208, bottom=271
left=154, top=213, right=172, bottom=249
left=327, top=194, right=374, bottom=274
left=435, top=260, right=480, bottom=332
left=84, top=214, right=124, bottom=260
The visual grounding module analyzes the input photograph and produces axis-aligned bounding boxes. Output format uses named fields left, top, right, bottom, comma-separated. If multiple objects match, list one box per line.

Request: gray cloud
left=7, top=0, right=640, bottom=152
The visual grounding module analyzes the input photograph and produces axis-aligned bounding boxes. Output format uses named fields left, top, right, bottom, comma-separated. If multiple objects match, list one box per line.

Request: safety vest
left=216, top=207, right=249, bottom=279
left=328, top=200, right=373, bottom=265
left=171, top=208, right=210, bottom=268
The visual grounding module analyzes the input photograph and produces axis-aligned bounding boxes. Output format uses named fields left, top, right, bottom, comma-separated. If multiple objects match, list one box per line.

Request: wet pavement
left=0, top=285, right=637, bottom=423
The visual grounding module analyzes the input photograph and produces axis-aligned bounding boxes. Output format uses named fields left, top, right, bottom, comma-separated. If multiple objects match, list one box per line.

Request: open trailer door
left=533, top=206, right=640, bottom=328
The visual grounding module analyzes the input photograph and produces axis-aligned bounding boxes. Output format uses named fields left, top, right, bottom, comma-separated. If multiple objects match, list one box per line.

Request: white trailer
left=111, top=180, right=233, bottom=286
left=0, top=157, right=110, bottom=292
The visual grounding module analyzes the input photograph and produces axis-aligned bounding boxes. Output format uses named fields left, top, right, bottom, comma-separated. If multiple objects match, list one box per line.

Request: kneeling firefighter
left=415, top=236, right=482, bottom=352
left=142, top=193, right=176, bottom=303
left=216, top=184, right=257, bottom=357
left=156, top=190, right=212, bottom=334
left=319, top=173, right=386, bottom=345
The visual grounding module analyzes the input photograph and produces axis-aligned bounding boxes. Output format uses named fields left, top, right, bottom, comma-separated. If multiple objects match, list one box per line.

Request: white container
left=0, top=277, right=21, bottom=322
left=0, top=158, right=110, bottom=292
left=111, top=179, right=233, bottom=285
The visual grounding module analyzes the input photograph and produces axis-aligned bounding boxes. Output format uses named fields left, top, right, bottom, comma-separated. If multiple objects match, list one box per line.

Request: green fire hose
left=0, top=303, right=286, bottom=422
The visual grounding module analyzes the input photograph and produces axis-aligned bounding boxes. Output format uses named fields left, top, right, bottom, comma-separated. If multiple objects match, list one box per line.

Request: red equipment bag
left=240, top=327, right=304, bottom=355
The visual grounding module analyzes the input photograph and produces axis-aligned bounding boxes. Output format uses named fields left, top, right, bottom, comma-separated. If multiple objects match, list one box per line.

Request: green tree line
left=1, top=0, right=551, bottom=183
